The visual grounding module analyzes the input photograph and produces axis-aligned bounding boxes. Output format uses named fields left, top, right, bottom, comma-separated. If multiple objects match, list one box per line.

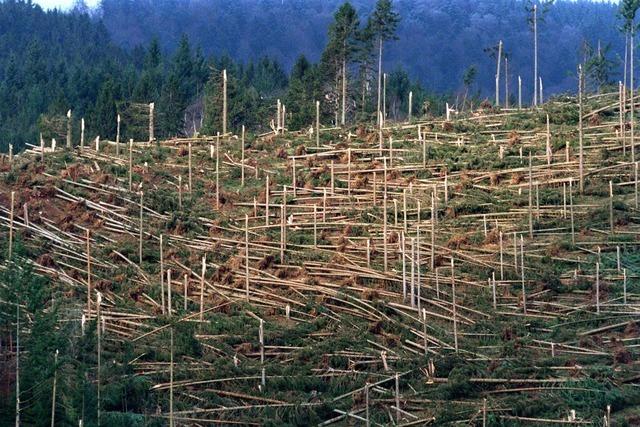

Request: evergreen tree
left=286, top=55, right=323, bottom=130
left=158, top=34, right=194, bottom=137
left=462, top=65, right=478, bottom=110
left=158, top=72, right=186, bottom=137
left=203, top=66, right=262, bottom=134
left=353, top=21, right=375, bottom=120
left=322, top=2, right=360, bottom=126
left=367, top=0, right=400, bottom=126
left=133, top=38, right=163, bottom=102
left=93, top=78, right=118, bottom=139
left=585, top=42, right=614, bottom=93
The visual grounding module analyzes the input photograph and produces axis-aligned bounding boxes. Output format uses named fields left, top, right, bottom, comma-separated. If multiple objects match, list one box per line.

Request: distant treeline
left=0, top=0, right=624, bottom=152
left=97, top=0, right=624, bottom=96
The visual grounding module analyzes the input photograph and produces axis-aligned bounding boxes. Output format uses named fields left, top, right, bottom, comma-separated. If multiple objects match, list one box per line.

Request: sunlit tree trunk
left=632, top=29, right=636, bottom=163
left=341, top=58, right=347, bottom=126
left=533, top=5, right=538, bottom=107
left=496, top=40, right=502, bottom=106
left=376, top=37, right=383, bottom=128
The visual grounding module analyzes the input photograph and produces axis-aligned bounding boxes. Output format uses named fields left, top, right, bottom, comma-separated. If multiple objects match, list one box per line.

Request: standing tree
left=158, top=34, right=194, bottom=137
left=462, top=65, right=478, bottom=111
left=132, top=38, right=163, bottom=104
left=93, top=79, right=118, bottom=139
left=585, top=41, right=615, bottom=93
left=285, top=55, right=323, bottom=130
left=367, top=0, right=400, bottom=128
left=526, top=0, right=554, bottom=107
left=353, top=22, right=375, bottom=119
left=620, top=0, right=640, bottom=162
left=484, top=41, right=504, bottom=106
left=323, top=2, right=360, bottom=126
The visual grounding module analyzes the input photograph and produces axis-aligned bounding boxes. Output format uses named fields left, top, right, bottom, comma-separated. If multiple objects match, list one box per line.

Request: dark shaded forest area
left=98, top=0, right=623, bottom=95
left=0, top=0, right=623, bottom=152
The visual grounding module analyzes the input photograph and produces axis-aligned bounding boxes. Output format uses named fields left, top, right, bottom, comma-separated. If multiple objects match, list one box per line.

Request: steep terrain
left=1, top=92, right=640, bottom=425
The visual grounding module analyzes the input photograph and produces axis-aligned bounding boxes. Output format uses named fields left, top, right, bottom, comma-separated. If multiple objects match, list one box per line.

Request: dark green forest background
left=0, top=0, right=625, bottom=153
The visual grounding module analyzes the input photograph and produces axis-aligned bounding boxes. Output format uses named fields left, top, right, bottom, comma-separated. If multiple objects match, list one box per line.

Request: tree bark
left=533, top=5, right=538, bottom=107
left=341, top=58, right=347, bottom=126
left=376, top=37, right=383, bottom=128
left=496, top=40, right=502, bottom=106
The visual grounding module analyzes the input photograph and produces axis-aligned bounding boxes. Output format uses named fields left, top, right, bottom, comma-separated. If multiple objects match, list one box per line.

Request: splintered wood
left=1, top=90, right=638, bottom=425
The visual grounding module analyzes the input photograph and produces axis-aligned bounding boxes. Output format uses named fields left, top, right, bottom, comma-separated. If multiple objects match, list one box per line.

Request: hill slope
left=99, top=0, right=623, bottom=95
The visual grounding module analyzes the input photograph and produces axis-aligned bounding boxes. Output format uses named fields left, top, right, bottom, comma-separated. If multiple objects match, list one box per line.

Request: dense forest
left=0, top=0, right=624, bottom=153
left=98, top=0, right=623, bottom=95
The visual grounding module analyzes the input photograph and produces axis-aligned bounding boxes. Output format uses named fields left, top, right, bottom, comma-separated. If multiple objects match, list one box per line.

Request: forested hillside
left=0, top=0, right=623, bottom=154
left=2, top=1, right=640, bottom=425
left=99, top=0, right=622, bottom=95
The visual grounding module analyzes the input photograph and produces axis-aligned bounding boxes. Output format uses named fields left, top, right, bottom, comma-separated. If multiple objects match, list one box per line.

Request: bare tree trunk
left=383, top=72, right=387, bottom=126
left=632, top=29, right=636, bottom=163
left=241, top=125, right=245, bottom=186
left=216, top=133, right=220, bottom=209
left=128, top=139, right=133, bottom=191
left=51, top=350, right=58, bottom=427
left=316, top=101, right=320, bottom=147
left=361, top=66, right=367, bottom=116
left=80, top=118, right=85, bottom=150
left=222, top=69, right=227, bottom=135
left=518, top=76, right=522, bottom=110
left=149, top=103, right=155, bottom=143
left=15, top=304, right=20, bottom=427
left=579, top=65, right=584, bottom=193
left=199, top=256, right=206, bottom=321
left=341, top=58, right=347, bottom=126
left=377, top=38, right=383, bottom=128
left=245, top=215, right=250, bottom=301
left=86, top=230, right=92, bottom=317
left=139, top=192, right=144, bottom=265
left=96, top=292, right=102, bottom=426
left=9, top=191, right=14, bottom=259
left=533, top=5, right=538, bottom=107
left=496, top=40, right=502, bottom=106
left=169, top=327, right=174, bottom=427
left=625, top=33, right=629, bottom=93
left=67, top=110, right=72, bottom=149
left=116, top=114, right=120, bottom=156
left=505, top=57, right=509, bottom=109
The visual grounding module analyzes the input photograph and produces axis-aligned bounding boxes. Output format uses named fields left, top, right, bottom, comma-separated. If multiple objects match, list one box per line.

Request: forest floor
left=1, top=93, right=640, bottom=426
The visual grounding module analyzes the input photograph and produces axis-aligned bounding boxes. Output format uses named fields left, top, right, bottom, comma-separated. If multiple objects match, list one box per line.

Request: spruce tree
left=367, top=0, right=400, bottom=127
left=323, top=2, right=360, bottom=126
